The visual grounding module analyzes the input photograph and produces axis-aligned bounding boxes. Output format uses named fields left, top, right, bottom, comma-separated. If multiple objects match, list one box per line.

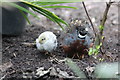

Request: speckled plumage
left=60, top=19, right=93, bottom=59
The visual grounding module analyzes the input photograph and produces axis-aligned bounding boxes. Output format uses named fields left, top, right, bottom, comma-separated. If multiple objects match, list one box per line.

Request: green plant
left=2, top=0, right=84, bottom=30
left=91, top=2, right=114, bottom=55
left=82, top=1, right=114, bottom=55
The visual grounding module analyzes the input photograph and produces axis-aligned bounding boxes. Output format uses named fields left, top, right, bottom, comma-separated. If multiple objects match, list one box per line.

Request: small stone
left=92, top=18, right=95, bottom=23
left=112, top=20, right=118, bottom=25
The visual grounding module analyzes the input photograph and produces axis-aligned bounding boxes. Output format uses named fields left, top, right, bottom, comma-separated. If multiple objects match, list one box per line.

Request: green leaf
left=43, top=6, right=78, bottom=9
left=88, top=48, right=98, bottom=55
left=21, top=0, right=69, bottom=29
left=19, top=10, right=31, bottom=24
left=96, top=45, right=100, bottom=50
left=100, top=42, right=102, bottom=46
left=88, top=47, right=100, bottom=55
left=99, top=25, right=104, bottom=31
left=94, top=50, right=99, bottom=55
left=31, top=7, right=64, bottom=30
left=88, top=48, right=93, bottom=55
left=31, top=7, right=56, bottom=22
left=101, top=36, right=105, bottom=40
left=30, top=2, right=68, bottom=6
left=23, top=0, right=84, bottom=2
left=99, top=58, right=104, bottom=61
left=95, top=42, right=102, bottom=50
left=7, top=2, right=39, bottom=19
left=65, top=58, right=86, bottom=78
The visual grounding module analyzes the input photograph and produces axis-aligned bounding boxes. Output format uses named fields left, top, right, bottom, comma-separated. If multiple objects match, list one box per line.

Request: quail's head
left=70, top=19, right=90, bottom=39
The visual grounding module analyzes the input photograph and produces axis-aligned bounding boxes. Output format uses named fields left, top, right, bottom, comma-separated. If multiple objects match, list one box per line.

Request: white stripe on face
left=78, top=34, right=86, bottom=39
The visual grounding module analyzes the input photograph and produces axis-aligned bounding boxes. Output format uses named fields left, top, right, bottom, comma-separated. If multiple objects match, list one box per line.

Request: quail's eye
left=83, top=28, right=85, bottom=31
left=41, top=38, right=45, bottom=41
left=80, top=28, right=85, bottom=31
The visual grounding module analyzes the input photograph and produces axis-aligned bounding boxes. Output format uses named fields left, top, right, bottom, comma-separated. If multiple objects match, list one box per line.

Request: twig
left=21, top=42, right=36, bottom=47
left=99, top=1, right=113, bottom=42
left=99, top=1, right=114, bottom=53
left=0, top=70, right=16, bottom=80
left=82, top=2, right=97, bottom=37
left=100, top=2, right=114, bottom=35
left=0, top=74, right=7, bottom=80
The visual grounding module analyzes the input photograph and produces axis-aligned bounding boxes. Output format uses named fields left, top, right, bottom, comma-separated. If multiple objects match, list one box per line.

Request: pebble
left=112, top=20, right=118, bottom=25
left=92, top=18, right=96, bottom=23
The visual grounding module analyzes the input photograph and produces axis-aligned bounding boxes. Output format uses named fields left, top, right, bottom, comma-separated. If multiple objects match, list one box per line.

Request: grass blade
left=24, top=0, right=83, bottom=2
left=31, top=2, right=68, bottom=6
left=43, top=6, right=78, bottom=9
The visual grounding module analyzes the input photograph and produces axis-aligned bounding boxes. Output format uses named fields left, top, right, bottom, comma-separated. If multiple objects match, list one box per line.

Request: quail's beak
left=39, top=40, right=42, bottom=44
left=38, top=36, right=47, bottom=44
left=38, top=38, right=43, bottom=44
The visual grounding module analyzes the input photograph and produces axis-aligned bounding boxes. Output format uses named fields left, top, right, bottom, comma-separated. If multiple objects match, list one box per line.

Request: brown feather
left=61, top=40, right=89, bottom=59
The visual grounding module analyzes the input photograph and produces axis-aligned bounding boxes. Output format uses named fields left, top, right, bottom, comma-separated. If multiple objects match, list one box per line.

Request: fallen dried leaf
left=36, top=66, right=76, bottom=78
left=0, top=62, right=13, bottom=72
left=36, top=67, right=50, bottom=77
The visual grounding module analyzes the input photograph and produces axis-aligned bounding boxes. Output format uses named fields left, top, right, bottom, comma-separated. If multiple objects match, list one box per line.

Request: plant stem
left=98, top=1, right=114, bottom=54
left=100, top=2, right=113, bottom=35
left=82, top=2, right=96, bottom=37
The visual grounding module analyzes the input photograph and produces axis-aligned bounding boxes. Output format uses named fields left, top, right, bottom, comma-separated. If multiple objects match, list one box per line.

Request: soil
left=1, top=2, right=119, bottom=80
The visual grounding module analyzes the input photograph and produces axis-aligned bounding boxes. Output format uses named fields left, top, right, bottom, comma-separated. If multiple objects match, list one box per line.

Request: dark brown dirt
left=2, top=2, right=119, bottom=80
